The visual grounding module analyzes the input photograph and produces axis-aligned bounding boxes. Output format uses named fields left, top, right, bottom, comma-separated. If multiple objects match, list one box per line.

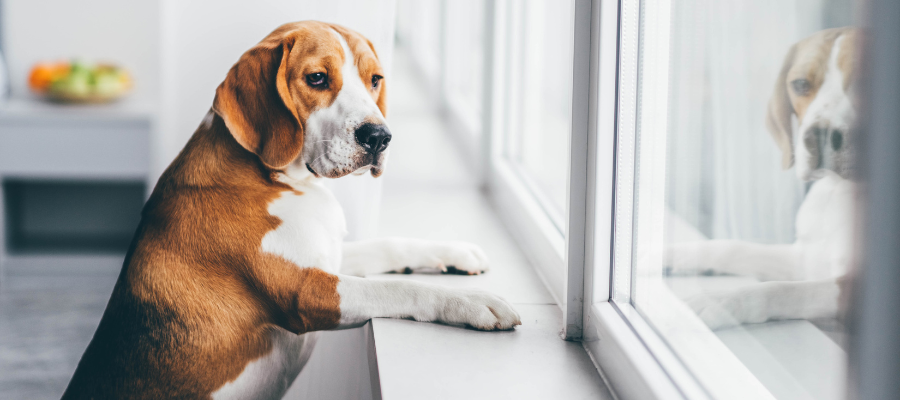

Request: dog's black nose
left=355, top=123, right=392, bottom=154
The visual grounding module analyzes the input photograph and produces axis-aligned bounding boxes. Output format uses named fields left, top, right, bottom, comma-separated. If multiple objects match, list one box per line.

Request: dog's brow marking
left=331, top=29, right=361, bottom=91
left=330, top=28, right=355, bottom=65
left=330, top=28, right=376, bottom=113
left=822, top=35, right=847, bottom=105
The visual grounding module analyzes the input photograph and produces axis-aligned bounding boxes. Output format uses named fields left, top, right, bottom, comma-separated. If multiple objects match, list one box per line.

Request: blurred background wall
left=3, top=0, right=161, bottom=102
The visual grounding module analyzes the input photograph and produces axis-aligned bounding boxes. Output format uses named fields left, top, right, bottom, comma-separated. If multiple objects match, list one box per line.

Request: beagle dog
left=666, top=27, right=858, bottom=330
left=62, top=21, right=520, bottom=399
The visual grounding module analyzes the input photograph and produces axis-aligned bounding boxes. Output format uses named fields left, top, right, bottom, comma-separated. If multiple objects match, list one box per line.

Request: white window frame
left=484, top=0, right=600, bottom=340
left=401, top=0, right=894, bottom=397
left=578, top=0, right=788, bottom=398
left=484, top=0, right=569, bottom=306
left=397, top=1, right=570, bottom=306
left=483, top=0, right=594, bottom=339
left=486, top=0, right=783, bottom=398
left=578, top=0, right=720, bottom=396
left=405, top=0, right=801, bottom=397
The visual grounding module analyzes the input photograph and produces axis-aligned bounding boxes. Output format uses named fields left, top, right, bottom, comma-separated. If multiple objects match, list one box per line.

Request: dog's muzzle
left=803, top=123, right=851, bottom=178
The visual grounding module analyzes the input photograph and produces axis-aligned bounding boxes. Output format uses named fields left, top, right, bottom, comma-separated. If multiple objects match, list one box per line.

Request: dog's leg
left=341, top=237, right=489, bottom=276
left=334, top=275, right=521, bottom=330
left=250, top=258, right=518, bottom=333
left=666, top=240, right=804, bottom=281
left=684, top=278, right=841, bottom=330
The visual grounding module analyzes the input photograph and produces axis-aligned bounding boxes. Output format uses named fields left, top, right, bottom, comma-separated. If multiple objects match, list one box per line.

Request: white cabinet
left=0, top=97, right=153, bottom=276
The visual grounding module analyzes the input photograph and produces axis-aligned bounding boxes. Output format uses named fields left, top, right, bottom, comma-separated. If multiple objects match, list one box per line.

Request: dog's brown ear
left=766, top=44, right=798, bottom=169
left=213, top=35, right=302, bottom=169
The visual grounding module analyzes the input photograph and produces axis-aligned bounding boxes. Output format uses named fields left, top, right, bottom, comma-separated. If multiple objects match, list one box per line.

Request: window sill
left=371, top=304, right=610, bottom=399
left=666, top=276, right=847, bottom=400
left=364, top=187, right=612, bottom=399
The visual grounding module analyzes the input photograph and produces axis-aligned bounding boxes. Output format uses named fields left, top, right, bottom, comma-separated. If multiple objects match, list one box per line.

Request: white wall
left=1, top=0, right=160, bottom=103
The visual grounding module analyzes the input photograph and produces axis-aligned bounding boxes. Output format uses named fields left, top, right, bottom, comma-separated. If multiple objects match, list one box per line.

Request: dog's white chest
left=213, top=175, right=346, bottom=399
left=260, top=175, right=347, bottom=273
left=211, top=330, right=319, bottom=400
left=795, top=174, right=855, bottom=278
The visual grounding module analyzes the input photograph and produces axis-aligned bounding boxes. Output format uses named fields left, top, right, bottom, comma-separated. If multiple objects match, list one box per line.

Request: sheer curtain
left=665, top=0, right=852, bottom=244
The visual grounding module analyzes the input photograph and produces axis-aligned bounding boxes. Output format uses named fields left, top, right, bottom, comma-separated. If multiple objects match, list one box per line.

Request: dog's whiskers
left=311, top=152, right=329, bottom=165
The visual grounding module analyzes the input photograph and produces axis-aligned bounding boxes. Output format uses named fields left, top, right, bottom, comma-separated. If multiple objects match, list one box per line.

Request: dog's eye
left=306, top=73, right=327, bottom=88
left=371, top=75, right=383, bottom=89
left=791, top=79, right=811, bottom=96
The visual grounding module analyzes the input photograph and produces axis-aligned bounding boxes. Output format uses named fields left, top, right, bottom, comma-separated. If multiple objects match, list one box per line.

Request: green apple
left=94, top=72, right=122, bottom=96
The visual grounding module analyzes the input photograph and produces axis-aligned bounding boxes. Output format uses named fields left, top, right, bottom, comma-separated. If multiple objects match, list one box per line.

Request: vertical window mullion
left=563, top=0, right=596, bottom=340
left=611, top=0, right=640, bottom=305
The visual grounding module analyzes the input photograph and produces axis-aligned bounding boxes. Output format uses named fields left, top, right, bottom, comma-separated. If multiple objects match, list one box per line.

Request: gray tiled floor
left=0, top=275, right=119, bottom=399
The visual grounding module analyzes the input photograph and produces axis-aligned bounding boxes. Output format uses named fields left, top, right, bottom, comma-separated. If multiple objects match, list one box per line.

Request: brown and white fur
left=61, top=21, right=520, bottom=399
left=666, top=27, right=858, bottom=330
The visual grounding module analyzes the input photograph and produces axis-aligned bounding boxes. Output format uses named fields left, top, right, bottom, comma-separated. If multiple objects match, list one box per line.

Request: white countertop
left=0, top=95, right=154, bottom=123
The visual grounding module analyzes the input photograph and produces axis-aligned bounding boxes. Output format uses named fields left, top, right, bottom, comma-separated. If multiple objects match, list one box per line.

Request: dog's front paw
left=684, top=295, right=742, bottom=330
left=684, top=289, right=768, bottom=330
left=441, top=289, right=521, bottom=330
left=663, top=242, right=711, bottom=275
left=401, top=241, right=489, bottom=275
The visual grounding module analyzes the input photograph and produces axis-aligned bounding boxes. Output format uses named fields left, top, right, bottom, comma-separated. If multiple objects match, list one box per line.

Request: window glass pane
left=444, top=0, right=486, bottom=134
left=625, top=0, right=858, bottom=398
left=395, top=0, right=443, bottom=83
left=504, top=0, right=573, bottom=225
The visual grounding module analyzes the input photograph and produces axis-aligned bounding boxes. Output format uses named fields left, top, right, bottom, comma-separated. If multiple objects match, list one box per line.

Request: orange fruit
left=29, top=61, right=70, bottom=92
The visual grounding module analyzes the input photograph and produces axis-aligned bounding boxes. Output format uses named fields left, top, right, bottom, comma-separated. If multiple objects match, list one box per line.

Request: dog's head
left=767, top=27, right=857, bottom=181
left=212, top=21, right=390, bottom=178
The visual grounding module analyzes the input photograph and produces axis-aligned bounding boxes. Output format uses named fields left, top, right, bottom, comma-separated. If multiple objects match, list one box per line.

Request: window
left=483, top=0, right=577, bottom=303
left=395, top=1, right=443, bottom=88
left=587, top=0, right=861, bottom=398
left=500, top=0, right=574, bottom=227
left=442, top=0, right=486, bottom=139
left=396, top=0, right=489, bottom=170
left=399, top=0, right=888, bottom=397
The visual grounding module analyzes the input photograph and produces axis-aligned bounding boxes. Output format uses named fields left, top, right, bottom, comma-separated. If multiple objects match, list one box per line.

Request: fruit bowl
left=29, top=61, right=132, bottom=104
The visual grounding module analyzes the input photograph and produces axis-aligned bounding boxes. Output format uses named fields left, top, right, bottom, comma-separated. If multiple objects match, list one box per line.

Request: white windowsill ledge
left=364, top=188, right=614, bottom=399
left=371, top=301, right=610, bottom=400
